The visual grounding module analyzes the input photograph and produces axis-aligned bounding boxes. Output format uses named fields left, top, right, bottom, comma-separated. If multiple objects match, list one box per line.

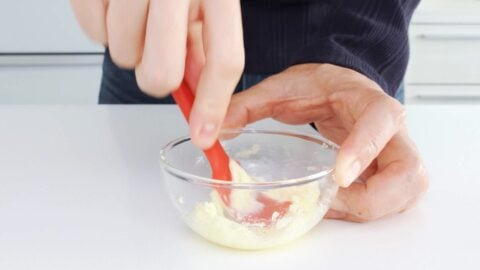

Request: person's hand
left=223, top=64, right=429, bottom=222
left=71, top=0, right=244, bottom=148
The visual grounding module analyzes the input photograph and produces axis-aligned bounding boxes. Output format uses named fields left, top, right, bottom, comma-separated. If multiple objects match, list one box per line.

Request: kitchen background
left=0, top=0, right=479, bottom=104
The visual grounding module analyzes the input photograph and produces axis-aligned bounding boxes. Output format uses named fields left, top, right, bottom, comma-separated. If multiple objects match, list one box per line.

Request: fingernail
left=341, top=159, right=361, bottom=187
left=198, top=122, right=217, bottom=146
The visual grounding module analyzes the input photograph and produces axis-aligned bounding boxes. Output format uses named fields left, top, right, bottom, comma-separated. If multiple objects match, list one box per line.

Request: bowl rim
left=159, top=128, right=339, bottom=189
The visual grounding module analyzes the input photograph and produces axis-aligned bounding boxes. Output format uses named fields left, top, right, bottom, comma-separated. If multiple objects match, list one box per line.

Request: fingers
left=106, top=0, right=148, bottom=68
left=223, top=78, right=279, bottom=129
left=334, top=93, right=406, bottom=187
left=184, top=21, right=205, bottom=92
left=70, top=0, right=108, bottom=44
left=223, top=70, right=312, bottom=129
left=330, top=170, right=427, bottom=222
left=328, top=131, right=429, bottom=222
left=136, top=0, right=190, bottom=97
left=188, top=0, right=244, bottom=149
left=223, top=64, right=335, bottom=130
left=325, top=209, right=347, bottom=220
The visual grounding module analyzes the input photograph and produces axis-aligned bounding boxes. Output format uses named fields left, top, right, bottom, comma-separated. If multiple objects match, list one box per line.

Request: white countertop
left=0, top=105, right=479, bottom=269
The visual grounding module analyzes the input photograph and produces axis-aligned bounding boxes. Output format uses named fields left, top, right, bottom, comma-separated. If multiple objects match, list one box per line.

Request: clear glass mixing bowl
left=159, top=129, right=338, bottom=250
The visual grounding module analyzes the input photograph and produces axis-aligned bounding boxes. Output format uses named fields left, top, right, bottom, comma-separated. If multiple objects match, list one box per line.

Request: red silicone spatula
left=172, top=81, right=291, bottom=224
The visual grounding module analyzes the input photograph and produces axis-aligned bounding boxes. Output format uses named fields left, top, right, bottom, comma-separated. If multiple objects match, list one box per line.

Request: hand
left=223, top=64, right=429, bottom=222
left=71, top=0, right=244, bottom=148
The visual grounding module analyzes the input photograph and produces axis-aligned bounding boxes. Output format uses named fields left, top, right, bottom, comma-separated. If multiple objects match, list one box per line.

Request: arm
left=223, top=1, right=428, bottom=222
left=70, top=0, right=245, bottom=149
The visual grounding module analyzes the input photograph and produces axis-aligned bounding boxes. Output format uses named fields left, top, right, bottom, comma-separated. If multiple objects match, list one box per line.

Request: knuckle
left=416, top=164, right=430, bottom=195
left=381, top=95, right=406, bottom=126
left=407, top=156, right=429, bottom=198
left=136, top=66, right=183, bottom=97
left=390, top=100, right=406, bottom=125
left=408, top=142, right=429, bottom=196
left=418, top=177, right=430, bottom=198
left=353, top=189, right=387, bottom=222
left=370, top=93, right=406, bottom=125
left=209, top=50, right=245, bottom=78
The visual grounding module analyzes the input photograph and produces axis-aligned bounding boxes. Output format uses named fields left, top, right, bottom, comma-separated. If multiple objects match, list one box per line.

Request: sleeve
left=290, top=0, right=420, bottom=96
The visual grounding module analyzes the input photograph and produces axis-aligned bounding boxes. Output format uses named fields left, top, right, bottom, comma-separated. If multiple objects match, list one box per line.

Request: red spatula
left=172, top=81, right=291, bottom=224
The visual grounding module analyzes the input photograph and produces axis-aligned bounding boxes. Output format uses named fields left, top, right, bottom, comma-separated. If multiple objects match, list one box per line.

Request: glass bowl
left=159, top=129, right=338, bottom=250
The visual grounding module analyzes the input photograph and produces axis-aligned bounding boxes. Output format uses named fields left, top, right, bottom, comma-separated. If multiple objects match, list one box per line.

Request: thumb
left=335, top=94, right=405, bottom=187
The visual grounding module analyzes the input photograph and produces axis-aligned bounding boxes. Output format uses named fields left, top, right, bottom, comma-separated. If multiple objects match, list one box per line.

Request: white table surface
left=0, top=105, right=479, bottom=269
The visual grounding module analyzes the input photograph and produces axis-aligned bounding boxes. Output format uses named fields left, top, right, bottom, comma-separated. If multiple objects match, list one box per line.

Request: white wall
left=0, top=0, right=102, bottom=52
left=406, top=0, right=480, bottom=103
left=0, top=0, right=103, bottom=104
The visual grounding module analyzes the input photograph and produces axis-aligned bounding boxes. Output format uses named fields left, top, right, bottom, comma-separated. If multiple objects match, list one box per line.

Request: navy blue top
left=241, top=0, right=419, bottom=96
left=99, top=0, right=419, bottom=104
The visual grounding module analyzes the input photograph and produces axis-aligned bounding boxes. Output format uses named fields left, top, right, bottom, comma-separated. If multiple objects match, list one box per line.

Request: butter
left=188, top=159, right=329, bottom=250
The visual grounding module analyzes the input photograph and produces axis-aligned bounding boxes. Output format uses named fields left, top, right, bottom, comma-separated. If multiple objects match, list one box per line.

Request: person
left=71, top=0, right=429, bottom=222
